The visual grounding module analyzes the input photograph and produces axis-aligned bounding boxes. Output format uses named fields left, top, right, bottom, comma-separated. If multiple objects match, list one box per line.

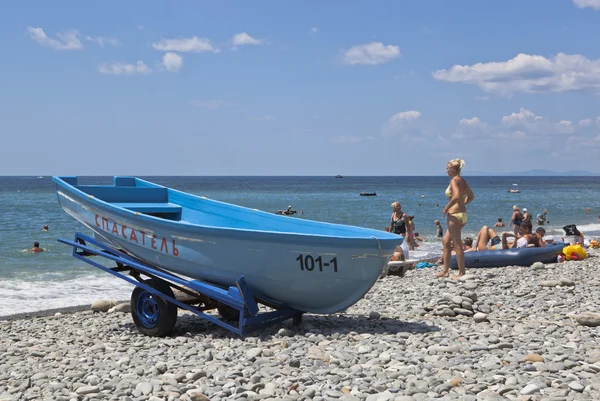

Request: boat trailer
left=58, top=233, right=303, bottom=336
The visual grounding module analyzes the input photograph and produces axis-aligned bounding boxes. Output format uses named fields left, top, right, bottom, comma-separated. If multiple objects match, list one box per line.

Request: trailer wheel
left=131, top=280, right=177, bottom=337
left=217, top=302, right=240, bottom=321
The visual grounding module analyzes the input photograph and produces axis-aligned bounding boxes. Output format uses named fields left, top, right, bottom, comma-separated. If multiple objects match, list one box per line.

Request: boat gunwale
left=53, top=176, right=401, bottom=245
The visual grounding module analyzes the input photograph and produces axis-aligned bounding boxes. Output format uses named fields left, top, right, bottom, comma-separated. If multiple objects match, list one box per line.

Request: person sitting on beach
left=28, top=242, right=44, bottom=253
left=473, top=220, right=544, bottom=251
left=502, top=220, right=544, bottom=248
left=535, top=227, right=554, bottom=244
left=435, top=238, right=473, bottom=264
left=389, top=245, right=405, bottom=262
left=463, top=237, right=475, bottom=251
left=494, top=218, right=505, bottom=227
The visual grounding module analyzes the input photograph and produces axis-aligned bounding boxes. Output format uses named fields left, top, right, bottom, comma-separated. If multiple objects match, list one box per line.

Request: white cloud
left=162, top=52, right=183, bottom=72
left=555, top=120, right=575, bottom=134
left=26, top=26, right=82, bottom=51
left=453, top=117, right=491, bottom=139
left=459, top=117, right=481, bottom=127
left=310, top=27, right=318, bottom=34
left=343, top=42, right=400, bottom=65
left=501, top=108, right=543, bottom=126
left=499, top=108, right=579, bottom=137
left=98, top=61, right=152, bottom=75
left=86, top=36, right=120, bottom=47
left=597, top=116, right=600, bottom=127
left=232, top=32, right=261, bottom=46
left=152, top=36, right=217, bottom=53
left=382, top=110, right=422, bottom=138
left=192, top=100, right=227, bottom=109
left=579, top=118, right=592, bottom=127
left=388, top=110, right=421, bottom=123
left=573, top=0, right=600, bottom=9
left=433, top=53, right=600, bottom=95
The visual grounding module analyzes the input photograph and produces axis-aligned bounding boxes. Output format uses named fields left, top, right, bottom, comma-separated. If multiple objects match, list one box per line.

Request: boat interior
left=55, top=176, right=399, bottom=238
left=60, top=177, right=182, bottom=221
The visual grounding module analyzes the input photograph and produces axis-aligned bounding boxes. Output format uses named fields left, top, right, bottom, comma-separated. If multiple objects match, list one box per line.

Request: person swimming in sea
left=28, top=241, right=44, bottom=253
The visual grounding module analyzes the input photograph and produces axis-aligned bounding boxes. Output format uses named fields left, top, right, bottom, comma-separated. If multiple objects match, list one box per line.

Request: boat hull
left=54, top=177, right=401, bottom=314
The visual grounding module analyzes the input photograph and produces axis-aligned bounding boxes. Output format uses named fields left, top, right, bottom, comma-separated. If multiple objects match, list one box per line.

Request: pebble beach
left=1, top=249, right=600, bottom=401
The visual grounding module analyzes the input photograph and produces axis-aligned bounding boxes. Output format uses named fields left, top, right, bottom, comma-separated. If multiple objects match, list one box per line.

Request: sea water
left=1, top=175, right=599, bottom=316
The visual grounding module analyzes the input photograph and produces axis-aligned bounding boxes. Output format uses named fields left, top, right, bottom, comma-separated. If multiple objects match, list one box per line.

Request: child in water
left=434, top=220, right=443, bottom=238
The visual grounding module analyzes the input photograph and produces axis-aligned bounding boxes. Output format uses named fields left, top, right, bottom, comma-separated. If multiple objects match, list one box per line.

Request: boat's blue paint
left=59, top=233, right=300, bottom=335
left=53, top=176, right=402, bottom=314
left=450, top=243, right=566, bottom=269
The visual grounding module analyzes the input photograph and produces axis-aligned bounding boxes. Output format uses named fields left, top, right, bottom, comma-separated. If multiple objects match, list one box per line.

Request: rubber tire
left=131, top=279, right=178, bottom=337
left=217, top=302, right=240, bottom=321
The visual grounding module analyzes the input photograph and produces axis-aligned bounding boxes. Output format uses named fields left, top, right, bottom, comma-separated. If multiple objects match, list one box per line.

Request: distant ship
left=335, top=175, right=344, bottom=178
left=360, top=192, right=377, bottom=197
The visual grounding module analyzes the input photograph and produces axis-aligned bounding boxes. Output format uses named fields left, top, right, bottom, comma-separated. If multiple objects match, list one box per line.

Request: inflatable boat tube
left=450, top=242, right=567, bottom=269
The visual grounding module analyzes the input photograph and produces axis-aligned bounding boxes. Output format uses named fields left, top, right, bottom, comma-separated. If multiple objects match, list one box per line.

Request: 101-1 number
left=296, top=255, right=338, bottom=273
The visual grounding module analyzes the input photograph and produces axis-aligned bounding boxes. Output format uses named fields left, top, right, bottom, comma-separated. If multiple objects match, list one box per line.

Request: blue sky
left=1, top=0, right=600, bottom=175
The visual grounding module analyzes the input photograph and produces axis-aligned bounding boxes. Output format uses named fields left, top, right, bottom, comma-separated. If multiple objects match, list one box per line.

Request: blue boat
left=450, top=242, right=566, bottom=269
left=52, top=176, right=402, bottom=314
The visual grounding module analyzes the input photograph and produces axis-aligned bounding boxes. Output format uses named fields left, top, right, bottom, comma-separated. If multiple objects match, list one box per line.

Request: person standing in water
left=434, top=220, right=443, bottom=237
left=388, top=202, right=409, bottom=237
left=435, top=159, right=475, bottom=279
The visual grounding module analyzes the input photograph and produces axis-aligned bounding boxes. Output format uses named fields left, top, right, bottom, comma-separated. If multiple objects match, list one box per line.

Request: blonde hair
left=513, top=205, right=520, bottom=211
left=434, top=220, right=440, bottom=225
left=391, top=202, right=401, bottom=209
left=447, top=158, right=465, bottom=174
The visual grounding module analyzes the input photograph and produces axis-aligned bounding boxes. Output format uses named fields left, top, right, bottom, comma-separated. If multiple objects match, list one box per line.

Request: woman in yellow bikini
left=435, top=158, right=475, bottom=279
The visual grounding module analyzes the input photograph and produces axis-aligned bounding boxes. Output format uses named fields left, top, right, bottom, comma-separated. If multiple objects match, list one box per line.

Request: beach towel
left=415, top=261, right=436, bottom=269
